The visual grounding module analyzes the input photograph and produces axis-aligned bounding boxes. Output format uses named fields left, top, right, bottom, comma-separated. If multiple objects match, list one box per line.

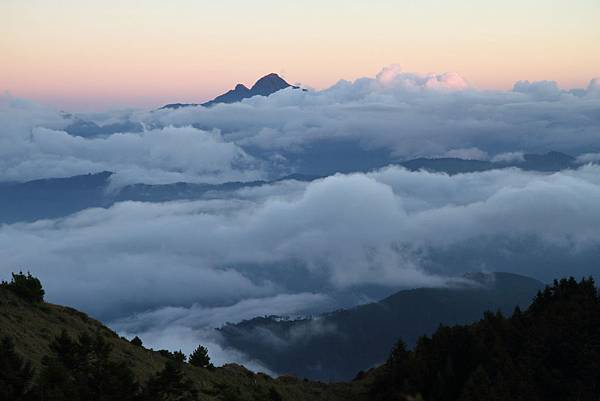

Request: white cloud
left=491, top=151, right=525, bottom=163
left=443, top=147, right=489, bottom=160
left=0, top=107, right=263, bottom=185
left=512, top=80, right=562, bottom=101
left=577, top=152, right=600, bottom=164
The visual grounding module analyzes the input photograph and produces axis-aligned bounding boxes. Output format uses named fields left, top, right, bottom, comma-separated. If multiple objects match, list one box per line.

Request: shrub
left=130, top=336, right=143, bottom=347
left=1, top=272, right=45, bottom=303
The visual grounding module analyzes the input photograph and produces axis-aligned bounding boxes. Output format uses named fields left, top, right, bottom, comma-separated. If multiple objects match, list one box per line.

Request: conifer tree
left=188, top=345, right=211, bottom=368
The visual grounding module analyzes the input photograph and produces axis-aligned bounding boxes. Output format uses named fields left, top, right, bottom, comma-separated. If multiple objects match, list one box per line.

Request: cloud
left=577, top=153, right=600, bottom=164
left=585, top=78, right=600, bottom=96
left=443, top=147, right=489, bottom=160
left=376, top=64, right=404, bottom=85
left=376, top=65, right=469, bottom=91
left=512, top=80, right=562, bottom=101
left=113, top=293, right=332, bottom=333
left=491, top=151, right=525, bottom=163
left=0, top=95, right=263, bottom=185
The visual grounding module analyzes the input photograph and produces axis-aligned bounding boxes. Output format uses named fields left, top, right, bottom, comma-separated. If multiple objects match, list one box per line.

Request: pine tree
left=188, top=345, right=211, bottom=368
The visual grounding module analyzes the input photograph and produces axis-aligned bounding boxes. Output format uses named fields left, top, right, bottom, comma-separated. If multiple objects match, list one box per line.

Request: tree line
left=370, top=277, right=600, bottom=401
left=0, top=329, right=209, bottom=401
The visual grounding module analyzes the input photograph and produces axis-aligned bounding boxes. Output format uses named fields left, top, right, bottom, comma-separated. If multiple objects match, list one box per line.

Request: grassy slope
left=0, top=287, right=367, bottom=401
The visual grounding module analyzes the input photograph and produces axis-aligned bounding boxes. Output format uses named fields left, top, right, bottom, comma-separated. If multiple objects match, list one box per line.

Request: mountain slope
left=0, top=285, right=363, bottom=401
left=219, top=273, right=544, bottom=381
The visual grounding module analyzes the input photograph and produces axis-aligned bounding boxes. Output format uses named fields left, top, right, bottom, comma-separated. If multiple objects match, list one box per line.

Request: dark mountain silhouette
left=249, top=73, right=294, bottom=96
left=399, top=158, right=493, bottom=174
left=219, top=272, right=544, bottom=381
left=0, top=172, right=113, bottom=223
left=202, top=83, right=251, bottom=107
left=520, top=150, right=576, bottom=171
left=0, top=172, right=320, bottom=224
left=160, top=73, right=298, bottom=110
left=64, top=119, right=144, bottom=138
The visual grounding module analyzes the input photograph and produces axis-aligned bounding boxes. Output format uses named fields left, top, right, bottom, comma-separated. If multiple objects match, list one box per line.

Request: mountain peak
left=250, top=73, right=292, bottom=96
left=160, top=73, right=296, bottom=110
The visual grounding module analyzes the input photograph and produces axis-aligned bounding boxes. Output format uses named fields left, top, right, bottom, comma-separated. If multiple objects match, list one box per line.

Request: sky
left=1, top=0, right=599, bottom=110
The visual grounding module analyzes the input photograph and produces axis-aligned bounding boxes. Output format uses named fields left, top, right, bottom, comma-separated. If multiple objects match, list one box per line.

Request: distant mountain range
left=0, top=172, right=319, bottom=224
left=0, top=151, right=587, bottom=224
left=400, top=151, right=577, bottom=174
left=218, top=272, right=544, bottom=381
left=160, top=73, right=299, bottom=110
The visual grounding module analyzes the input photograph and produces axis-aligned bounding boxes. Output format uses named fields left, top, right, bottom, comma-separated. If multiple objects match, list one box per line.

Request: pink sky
left=1, top=0, right=599, bottom=111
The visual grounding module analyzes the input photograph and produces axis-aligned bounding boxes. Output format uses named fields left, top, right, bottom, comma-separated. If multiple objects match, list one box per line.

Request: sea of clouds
left=2, top=65, right=600, bottom=184
left=1, top=66, right=600, bottom=369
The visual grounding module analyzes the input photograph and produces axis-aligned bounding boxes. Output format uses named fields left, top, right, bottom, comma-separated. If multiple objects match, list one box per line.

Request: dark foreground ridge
left=1, top=272, right=599, bottom=400
left=0, top=273, right=360, bottom=401
left=160, top=73, right=299, bottom=110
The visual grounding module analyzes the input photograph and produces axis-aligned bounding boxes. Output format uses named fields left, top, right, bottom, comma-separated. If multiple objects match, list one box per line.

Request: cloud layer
left=0, top=96, right=263, bottom=185
left=2, top=67, right=600, bottom=368
left=2, top=67, right=600, bottom=185
left=2, top=166, right=600, bottom=316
